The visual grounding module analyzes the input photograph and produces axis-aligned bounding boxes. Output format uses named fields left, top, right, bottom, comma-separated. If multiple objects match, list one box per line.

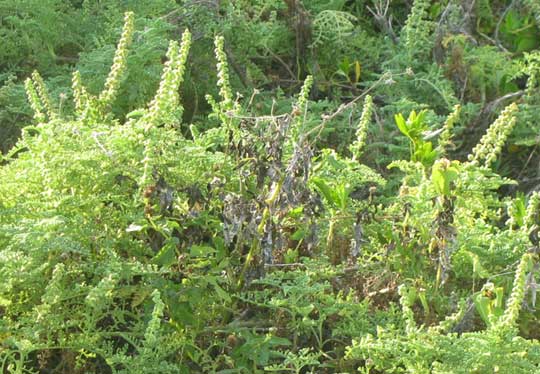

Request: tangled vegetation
left=1, top=1, right=540, bottom=373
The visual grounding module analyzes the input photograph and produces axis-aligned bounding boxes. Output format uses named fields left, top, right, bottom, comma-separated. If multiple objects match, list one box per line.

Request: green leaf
left=335, top=183, right=350, bottom=210
left=168, top=300, right=196, bottom=326
left=190, top=245, right=216, bottom=257
left=414, top=141, right=437, bottom=165
left=208, top=278, right=232, bottom=303
left=431, top=159, right=459, bottom=196
left=395, top=113, right=410, bottom=139
left=312, top=177, right=339, bottom=207
left=354, top=60, right=361, bottom=82
left=473, top=285, right=504, bottom=328
left=291, top=229, right=305, bottom=241
left=152, top=238, right=178, bottom=267
left=131, top=287, right=152, bottom=308
left=517, top=37, right=538, bottom=53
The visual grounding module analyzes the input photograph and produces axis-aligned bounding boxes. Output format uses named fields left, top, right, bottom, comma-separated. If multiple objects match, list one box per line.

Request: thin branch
left=264, top=46, right=296, bottom=81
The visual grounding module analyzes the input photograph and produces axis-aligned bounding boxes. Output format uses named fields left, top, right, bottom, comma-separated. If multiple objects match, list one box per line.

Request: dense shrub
left=2, top=2, right=540, bottom=373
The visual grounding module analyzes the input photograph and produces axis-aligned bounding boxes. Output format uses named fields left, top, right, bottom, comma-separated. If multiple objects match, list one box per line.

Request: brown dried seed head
left=226, top=334, right=238, bottom=348
left=143, top=185, right=156, bottom=198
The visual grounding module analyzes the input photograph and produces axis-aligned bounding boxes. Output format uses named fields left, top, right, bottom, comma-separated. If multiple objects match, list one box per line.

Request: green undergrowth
left=2, top=3, right=540, bottom=374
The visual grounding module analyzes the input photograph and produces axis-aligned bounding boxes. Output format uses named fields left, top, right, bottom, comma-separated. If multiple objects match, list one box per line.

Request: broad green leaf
left=312, top=177, right=339, bottom=207
left=395, top=113, right=410, bottom=139
left=153, top=240, right=178, bottom=267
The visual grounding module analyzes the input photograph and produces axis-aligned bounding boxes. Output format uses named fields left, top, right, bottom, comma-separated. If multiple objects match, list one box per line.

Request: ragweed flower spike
left=146, top=29, right=192, bottom=130
left=350, top=94, right=373, bottom=161
left=31, top=71, right=57, bottom=120
left=398, top=284, right=418, bottom=336
left=524, top=192, right=540, bottom=231
left=402, top=0, right=432, bottom=60
left=290, top=75, right=313, bottom=142
left=140, top=138, right=154, bottom=191
left=468, top=103, right=518, bottom=168
left=214, top=35, right=234, bottom=112
left=143, top=290, right=165, bottom=349
left=436, top=104, right=460, bottom=156
left=24, top=77, right=46, bottom=123
left=523, top=52, right=540, bottom=102
left=495, top=253, right=532, bottom=333
left=98, top=11, right=135, bottom=107
left=295, top=75, right=313, bottom=115
left=72, top=70, right=90, bottom=115
left=429, top=299, right=467, bottom=334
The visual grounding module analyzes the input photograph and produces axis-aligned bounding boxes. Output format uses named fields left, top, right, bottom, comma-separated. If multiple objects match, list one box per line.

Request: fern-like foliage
left=0, top=13, right=229, bottom=373
left=436, top=104, right=461, bottom=156
left=312, top=10, right=356, bottom=48
left=4, top=6, right=540, bottom=373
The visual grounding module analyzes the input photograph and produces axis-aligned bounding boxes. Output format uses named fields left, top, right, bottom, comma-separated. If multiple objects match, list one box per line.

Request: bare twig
left=367, top=0, right=398, bottom=43
left=264, top=262, right=306, bottom=268
left=264, top=47, right=297, bottom=81
left=305, top=71, right=410, bottom=144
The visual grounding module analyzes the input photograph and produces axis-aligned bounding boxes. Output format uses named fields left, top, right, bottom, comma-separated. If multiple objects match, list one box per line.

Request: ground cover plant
left=1, top=1, right=540, bottom=373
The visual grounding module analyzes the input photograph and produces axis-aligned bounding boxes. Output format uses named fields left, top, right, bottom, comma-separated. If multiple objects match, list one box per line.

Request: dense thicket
left=2, top=1, right=540, bottom=373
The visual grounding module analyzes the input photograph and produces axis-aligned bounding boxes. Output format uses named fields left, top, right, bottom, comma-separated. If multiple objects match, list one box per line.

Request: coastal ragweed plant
left=352, top=91, right=540, bottom=372
left=70, top=11, right=135, bottom=122
left=349, top=94, right=373, bottom=161
left=3, top=6, right=540, bottom=374
left=311, top=94, right=385, bottom=263
left=0, top=13, right=233, bottom=373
